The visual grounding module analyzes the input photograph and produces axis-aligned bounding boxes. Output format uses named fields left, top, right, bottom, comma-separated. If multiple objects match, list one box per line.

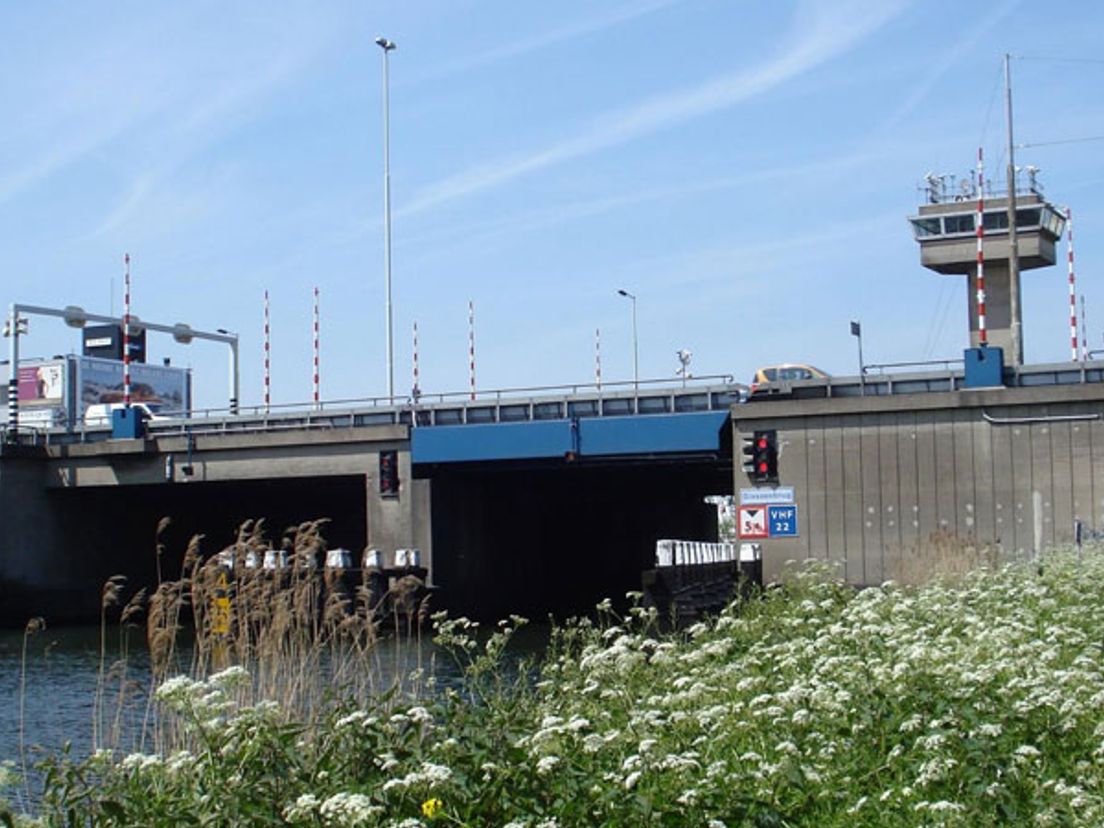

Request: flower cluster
left=14, top=546, right=1104, bottom=827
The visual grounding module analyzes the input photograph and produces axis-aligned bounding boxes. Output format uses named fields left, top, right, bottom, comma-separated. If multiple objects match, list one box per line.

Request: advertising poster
left=17, top=362, right=66, bottom=407
left=78, top=357, right=189, bottom=414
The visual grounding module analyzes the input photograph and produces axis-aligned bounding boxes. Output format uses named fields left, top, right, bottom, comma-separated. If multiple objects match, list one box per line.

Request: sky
left=2, top=0, right=1104, bottom=412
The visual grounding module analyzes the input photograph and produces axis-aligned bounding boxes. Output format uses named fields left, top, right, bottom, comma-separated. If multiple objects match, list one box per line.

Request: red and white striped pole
left=263, top=289, right=271, bottom=412
left=412, top=321, right=420, bottom=399
left=595, top=328, right=602, bottom=390
left=975, top=148, right=987, bottom=347
left=1066, top=207, right=1079, bottom=361
left=123, top=253, right=132, bottom=408
left=1081, top=295, right=1088, bottom=362
left=468, top=300, right=476, bottom=401
left=312, top=287, right=320, bottom=409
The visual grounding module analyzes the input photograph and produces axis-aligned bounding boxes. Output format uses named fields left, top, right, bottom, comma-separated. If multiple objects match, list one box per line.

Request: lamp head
left=375, top=37, right=396, bottom=50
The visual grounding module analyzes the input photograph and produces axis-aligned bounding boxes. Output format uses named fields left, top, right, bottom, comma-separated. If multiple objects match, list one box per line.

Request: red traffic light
left=742, top=429, right=778, bottom=483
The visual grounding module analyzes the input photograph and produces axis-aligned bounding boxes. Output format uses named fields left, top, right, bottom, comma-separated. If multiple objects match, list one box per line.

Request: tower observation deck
left=909, top=171, right=1066, bottom=364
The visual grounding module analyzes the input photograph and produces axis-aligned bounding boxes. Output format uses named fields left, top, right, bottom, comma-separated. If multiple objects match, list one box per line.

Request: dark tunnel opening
left=425, top=457, right=732, bottom=622
left=9, top=456, right=733, bottom=627
left=31, top=475, right=368, bottom=624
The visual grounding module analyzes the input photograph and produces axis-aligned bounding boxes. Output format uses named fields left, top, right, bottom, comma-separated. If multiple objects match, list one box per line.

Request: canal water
left=0, top=620, right=548, bottom=810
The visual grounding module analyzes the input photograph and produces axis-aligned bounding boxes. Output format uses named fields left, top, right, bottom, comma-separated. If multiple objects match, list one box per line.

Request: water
left=0, top=620, right=550, bottom=809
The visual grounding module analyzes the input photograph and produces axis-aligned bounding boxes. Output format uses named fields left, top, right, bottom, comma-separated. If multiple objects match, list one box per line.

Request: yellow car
left=749, top=364, right=829, bottom=396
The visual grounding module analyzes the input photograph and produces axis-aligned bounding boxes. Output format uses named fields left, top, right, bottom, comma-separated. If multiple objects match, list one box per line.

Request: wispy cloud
left=84, top=45, right=321, bottom=241
left=0, top=5, right=337, bottom=223
left=398, top=146, right=908, bottom=267
left=399, top=0, right=907, bottom=218
left=875, top=0, right=1022, bottom=139
left=413, top=0, right=685, bottom=82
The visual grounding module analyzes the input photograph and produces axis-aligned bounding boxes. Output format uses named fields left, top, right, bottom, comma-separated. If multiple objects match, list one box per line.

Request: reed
left=18, top=616, right=44, bottom=808
left=99, top=517, right=427, bottom=754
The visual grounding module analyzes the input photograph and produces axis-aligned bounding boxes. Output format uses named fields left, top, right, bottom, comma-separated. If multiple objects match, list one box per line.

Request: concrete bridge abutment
left=734, top=383, right=1104, bottom=586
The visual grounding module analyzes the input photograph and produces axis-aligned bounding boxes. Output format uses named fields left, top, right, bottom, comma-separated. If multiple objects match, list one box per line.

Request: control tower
left=909, top=170, right=1066, bottom=365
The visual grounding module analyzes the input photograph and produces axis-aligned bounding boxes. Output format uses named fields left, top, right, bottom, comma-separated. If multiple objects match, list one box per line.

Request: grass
left=5, top=536, right=1104, bottom=826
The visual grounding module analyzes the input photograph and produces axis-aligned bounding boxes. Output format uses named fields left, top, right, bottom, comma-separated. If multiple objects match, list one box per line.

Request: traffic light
left=379, top=450, right=400, bottom=496
left=2, top=316, right=28, bottom=337
left=741, top=429, right=778, bottom=483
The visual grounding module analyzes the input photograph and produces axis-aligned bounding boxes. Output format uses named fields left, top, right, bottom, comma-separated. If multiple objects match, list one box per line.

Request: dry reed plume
left=86, top=517, right=430, bottom=754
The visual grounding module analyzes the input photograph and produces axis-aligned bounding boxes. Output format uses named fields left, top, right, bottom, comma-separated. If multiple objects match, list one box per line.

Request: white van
left=83, top=402, right=168, bottom=427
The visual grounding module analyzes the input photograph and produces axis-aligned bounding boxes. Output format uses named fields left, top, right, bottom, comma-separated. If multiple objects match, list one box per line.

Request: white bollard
left=325, top=548, right=352, bottom=569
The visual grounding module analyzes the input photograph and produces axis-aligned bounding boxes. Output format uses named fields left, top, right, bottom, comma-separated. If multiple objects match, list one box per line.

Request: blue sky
left=3, top=0, right=1103, bottom=411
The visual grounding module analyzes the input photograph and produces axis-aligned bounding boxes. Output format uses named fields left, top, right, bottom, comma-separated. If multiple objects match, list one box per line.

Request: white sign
left=740, top=486, right=795, bottom=506
left=737, top=505, right=769, bottom=539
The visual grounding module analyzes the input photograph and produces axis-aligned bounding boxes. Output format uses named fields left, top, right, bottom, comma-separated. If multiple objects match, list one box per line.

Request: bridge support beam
left=365, top=449, right=432, bottom=573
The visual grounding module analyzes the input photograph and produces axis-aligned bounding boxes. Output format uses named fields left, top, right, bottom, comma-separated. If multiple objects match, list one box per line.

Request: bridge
left=3, top=360, right=1103, bottom=626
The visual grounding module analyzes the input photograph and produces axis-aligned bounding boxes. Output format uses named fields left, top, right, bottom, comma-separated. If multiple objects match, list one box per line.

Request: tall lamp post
left=617, top=289, right=638, bottom=391
left=376, top=36, right=397, bottom=401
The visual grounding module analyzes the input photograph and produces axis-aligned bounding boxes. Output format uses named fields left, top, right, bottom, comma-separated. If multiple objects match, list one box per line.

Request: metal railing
left=920, top=172, right=1046, bottom=205
left=747, top=359, right=1104, bottom=402
left=2, top=373, right=746, bottom=447
left=862, top=358, right=965, bottom=375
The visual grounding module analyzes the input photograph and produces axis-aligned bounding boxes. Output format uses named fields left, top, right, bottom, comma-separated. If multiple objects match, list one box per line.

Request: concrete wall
left=366, top=447, right=432, bottom=575
left=40, top=425, right=430, bottom=567
left=733, top=382, right=1104, bottom=586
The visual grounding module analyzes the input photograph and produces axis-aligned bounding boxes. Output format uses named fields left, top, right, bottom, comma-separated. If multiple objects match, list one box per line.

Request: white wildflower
left=283, top=793, right=320, bottom=821
left=676, top=788, right=699, bottom=806
left=208, top=664, right=250, bottom=689
left=582, top=734, right=604, bottom=753
left=319, top=792, right=383, bottom=825
left=335, top=710, right=371, bottom=730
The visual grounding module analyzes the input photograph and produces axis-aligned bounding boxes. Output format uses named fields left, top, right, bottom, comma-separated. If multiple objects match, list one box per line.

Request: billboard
left=77, top=356, right=190, bottom=414
left=17, top=361, right=67, bottom=408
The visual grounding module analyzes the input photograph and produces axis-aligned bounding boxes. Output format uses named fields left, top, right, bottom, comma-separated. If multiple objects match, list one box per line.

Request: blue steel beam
left=411, top=411, right=729, bottom=464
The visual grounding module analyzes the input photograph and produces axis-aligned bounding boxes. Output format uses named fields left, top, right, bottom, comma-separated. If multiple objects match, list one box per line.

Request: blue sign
left=767, top=505, right=798, bottom=537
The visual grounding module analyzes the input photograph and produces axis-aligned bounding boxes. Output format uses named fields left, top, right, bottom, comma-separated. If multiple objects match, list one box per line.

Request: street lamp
left=5, top=302, right=240, bottom=435
left=617, top=289, right=638, bottom=391
left=376, top=36, right=397, bottom=401
left=217, top=328, right=241, bottom=413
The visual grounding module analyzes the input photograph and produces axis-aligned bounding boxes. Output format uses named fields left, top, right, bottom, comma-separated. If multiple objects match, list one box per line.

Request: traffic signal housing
left=379, top=450, right=400, bottom=497
left=741, top=429, right=778, bottom=483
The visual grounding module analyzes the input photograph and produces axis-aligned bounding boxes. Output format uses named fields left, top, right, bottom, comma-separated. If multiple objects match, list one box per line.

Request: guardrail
left=2, top=374, right=746, bottom=448
left=748, top=359, right=1104, bottom=401
left=7, top=360, right=1104, bottom=450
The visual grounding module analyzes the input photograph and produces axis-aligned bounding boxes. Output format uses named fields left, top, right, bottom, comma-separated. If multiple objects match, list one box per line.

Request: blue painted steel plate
left=412, top=410, right=728, bottom=464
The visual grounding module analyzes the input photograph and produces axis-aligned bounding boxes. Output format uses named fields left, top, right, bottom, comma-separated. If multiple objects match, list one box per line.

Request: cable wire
left=1018, top=135, right=1104, bottom=150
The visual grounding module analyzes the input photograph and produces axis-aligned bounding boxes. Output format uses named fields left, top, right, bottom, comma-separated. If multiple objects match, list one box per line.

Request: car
left=749, top=364, right=829, bottom=396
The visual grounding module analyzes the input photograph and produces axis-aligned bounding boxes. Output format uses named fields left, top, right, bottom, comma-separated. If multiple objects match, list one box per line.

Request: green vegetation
left=5, top=546, right=1104, bottom=826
